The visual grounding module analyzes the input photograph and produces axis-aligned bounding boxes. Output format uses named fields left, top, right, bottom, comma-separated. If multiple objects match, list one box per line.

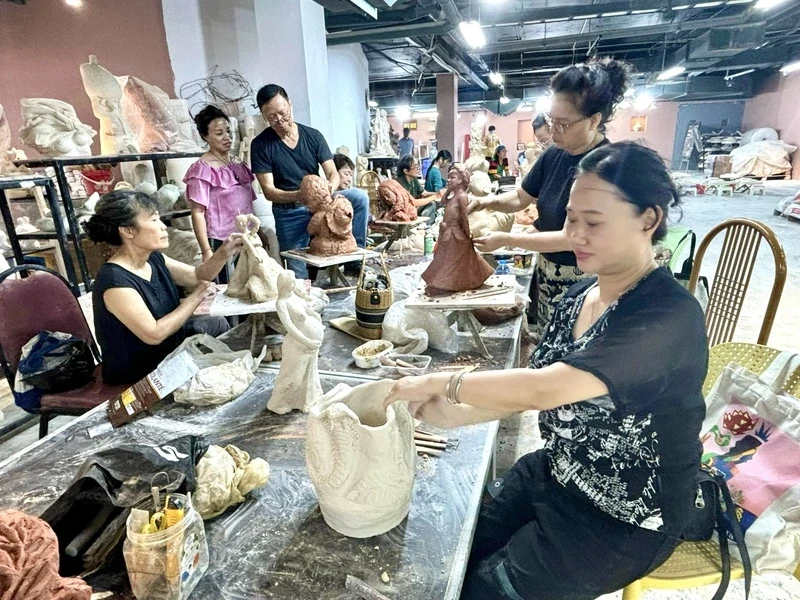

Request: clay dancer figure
left=226, top=214, right=284, bottom=303
left=302, top=175, right=358, bottom=256
left=422, top=164, right=494, bottom=294
left=377, top=179, right=417, bottom=222
left=267, top=270, right=324, bottom=414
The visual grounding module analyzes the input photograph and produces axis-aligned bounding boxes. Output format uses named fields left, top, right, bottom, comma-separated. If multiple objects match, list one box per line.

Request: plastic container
left=123, top=493, right=209, bottom=600
left=352, top=340, right=394, bottom=369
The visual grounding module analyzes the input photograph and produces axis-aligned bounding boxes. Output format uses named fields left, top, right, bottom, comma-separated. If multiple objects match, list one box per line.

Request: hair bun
left=595, top=58, right=632, bottom=104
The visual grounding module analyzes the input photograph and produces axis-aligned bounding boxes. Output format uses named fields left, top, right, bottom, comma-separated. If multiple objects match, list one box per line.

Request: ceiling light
left=534, top=95, right=552, bottom=113
left=489, top=71, right=504, bottom=85
left=756, top=0, right=790, bottom=7
left=574, top=14, right=599, bottom=19
left=657, top=66, right=686, bottom=80
left=780, top=60, right=800, bottom=75
left=601, top=11, right=629, bottom=17
left=545, top=17, right=569, bottom=22
left=694, top=1, right=723, bottom=7
left=459, top=20, right=486, bottom=49
left=65, top=0, right=82, bottom=6
left=724, top=68, right=755, bottom=79
left=395, top=105, right=411, bottom=120
left=726, top=0, right=754, bottom=3
left=633, top=92, right=655, bottom=112
left=672, top=4, right=691, bottom=9
left=631, top=8, right=659, bottom=13
left=368, top=100, right=378, bottom=108
left=499, top=96, right=510, bottom=105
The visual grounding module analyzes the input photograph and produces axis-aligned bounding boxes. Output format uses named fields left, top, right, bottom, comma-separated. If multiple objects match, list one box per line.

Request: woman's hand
left=188, top=280, right=218, bottom=303
left=218, top=233, right=244, bottom=260
left=384, top=374, right=467, bottom=429
left=467, top=196, right=484, bottom=214
left=202, top=248, right=214, bottom=262
left=473, top=232, right=510, bottom=253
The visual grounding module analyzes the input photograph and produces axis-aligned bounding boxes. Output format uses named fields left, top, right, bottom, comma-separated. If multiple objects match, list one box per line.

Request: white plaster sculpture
left=306, top=380, right=416, bottom=538
left=266, top=270, right=324, bottom=415
left=227, top=214, right=285, bottom=303
left=368, top=109, right=396, bottom=157
left=19, top=99, right=96, bottom=158
left=79, top=55, right=139, bottom=155
left=468, top=121, right=486, bottom=158
left=355, top=154, right=370, bottom=187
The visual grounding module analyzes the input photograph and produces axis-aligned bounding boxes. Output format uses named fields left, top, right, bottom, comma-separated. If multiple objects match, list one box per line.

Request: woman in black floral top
left=387, top=141, right=708, bottom=600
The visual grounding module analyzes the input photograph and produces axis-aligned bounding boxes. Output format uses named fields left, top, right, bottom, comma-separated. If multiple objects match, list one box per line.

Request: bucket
left=123, top=493, right=209, bottom=600
left=355, top=254, right=393, bottom=340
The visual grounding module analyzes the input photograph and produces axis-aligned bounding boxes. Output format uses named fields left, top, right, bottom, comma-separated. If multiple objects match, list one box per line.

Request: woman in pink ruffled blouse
left=184, top=105, right=256, bottom=282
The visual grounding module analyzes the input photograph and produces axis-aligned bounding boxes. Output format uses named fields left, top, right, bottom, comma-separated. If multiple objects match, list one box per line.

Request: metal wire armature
left=179, top=67, right=255, bottom=115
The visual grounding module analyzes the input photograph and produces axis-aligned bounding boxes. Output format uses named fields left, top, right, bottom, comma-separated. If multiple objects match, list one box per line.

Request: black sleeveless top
left=93, top=252, right=184, bottom=385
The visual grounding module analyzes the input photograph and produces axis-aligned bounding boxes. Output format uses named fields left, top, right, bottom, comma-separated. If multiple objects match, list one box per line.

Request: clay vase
left=306, top=380, right=416, bottom=538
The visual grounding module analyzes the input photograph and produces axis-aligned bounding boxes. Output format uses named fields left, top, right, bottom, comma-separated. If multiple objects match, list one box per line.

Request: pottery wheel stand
left=374, top=216, right=429, bottom=253
left=281, top=248, right=379, bottom=287
left=405, top=275, right=517, bottom=360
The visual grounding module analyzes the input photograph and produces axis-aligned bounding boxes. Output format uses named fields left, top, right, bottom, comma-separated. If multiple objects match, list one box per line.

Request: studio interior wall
left=327, top=45, right=371, bottom=155
left=0, top=0, right=175, bottom=155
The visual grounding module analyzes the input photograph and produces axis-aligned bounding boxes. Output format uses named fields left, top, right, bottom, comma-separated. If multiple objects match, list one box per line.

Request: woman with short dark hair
left=388, top=141, right=707, bottom=600
left=473, top=57, right=632, bottom=338
left=85, top=191, right=242, bottom=385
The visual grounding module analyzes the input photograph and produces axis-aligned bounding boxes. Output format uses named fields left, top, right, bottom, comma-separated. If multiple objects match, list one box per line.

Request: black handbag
left=17, top=331, right=95, bottom=393
left=683, top=464, right=752, bottom=600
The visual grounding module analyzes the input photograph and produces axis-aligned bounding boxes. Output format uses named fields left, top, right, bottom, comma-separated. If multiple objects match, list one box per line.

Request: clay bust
left=18, top=99, right=96, bottom=158
left=302, top=175, right=358, bottom=256
left=306, top=380, right=416, bottom=538
left=377, top=179, right=417, bottom=222
left=79, top=55, right=138, bottom=154
left=267, top=270, right=324, bottom=415
left=422, top=163, right=494, bottom=294
left=227, top=214, right=285, bottom=303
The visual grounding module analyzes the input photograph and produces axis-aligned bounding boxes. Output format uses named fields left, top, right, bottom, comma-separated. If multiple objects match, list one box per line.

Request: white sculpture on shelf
left=18, top=98, right=96, bottom=158
left=368, top=109, right=396, bottom=157
left=266, top=270, right=324, bottom=415
left=355, top=154, right=370, bottom=187
left=468, top=121, right=486, bottom=157
left=306, top=380, right=416, bottom=538
left=79, top=55, right=138, bottom=155
left=168, top=99, right=204, bottom=150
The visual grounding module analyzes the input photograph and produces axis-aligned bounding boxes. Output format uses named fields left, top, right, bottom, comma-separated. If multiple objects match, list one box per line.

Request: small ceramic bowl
left=352, top=340, right=395, bottom=369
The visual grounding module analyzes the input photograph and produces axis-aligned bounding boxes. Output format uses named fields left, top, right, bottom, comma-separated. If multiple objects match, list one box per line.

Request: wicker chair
left=688, top=218, right=786, bottom=347
left=622, top=342, right=800, bottom=600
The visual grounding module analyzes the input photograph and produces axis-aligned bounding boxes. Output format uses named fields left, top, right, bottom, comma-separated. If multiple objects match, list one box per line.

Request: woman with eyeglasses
left=472, top=58, right=632, bottom=339
left=395, top=154, right=441, bottom=220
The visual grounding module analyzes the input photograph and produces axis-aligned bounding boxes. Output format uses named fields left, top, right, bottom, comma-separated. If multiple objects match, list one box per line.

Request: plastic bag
left=164, top=334, right=266, bottom=406
left=17, top=331, right=95, bottom=394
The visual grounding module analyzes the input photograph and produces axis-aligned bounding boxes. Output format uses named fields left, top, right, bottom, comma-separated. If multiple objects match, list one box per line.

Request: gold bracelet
left=446, top=371, right=466, bottom=405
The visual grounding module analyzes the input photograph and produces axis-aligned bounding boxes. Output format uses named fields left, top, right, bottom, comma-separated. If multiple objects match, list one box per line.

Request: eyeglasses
left=543, top=112, right=587, bottom=134
left=265, top=110, right=292, bottom=125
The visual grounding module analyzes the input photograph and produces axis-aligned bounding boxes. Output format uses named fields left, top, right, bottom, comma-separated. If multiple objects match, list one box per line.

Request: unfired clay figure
left=368, top=109, right=396, bottom=157
left=267, top=270, right=324, bottom=415
left=306, top=380, right=416, bottom=538
left=377, top=179, right=417, bottom=222
left=422, top=163, right=494, bottom=293
left=469, top=171, right=492, bottom=197
left=79, top=55, right=138, bottom=154
left=464, top=154, right=489, bottom=174
left=227, top=214, right=285, bottom=303
left=469, top=208, right=514, bottom=239
left=302, top=175, right=358, bottom=256
left=18, top=99, right=96, bottom=157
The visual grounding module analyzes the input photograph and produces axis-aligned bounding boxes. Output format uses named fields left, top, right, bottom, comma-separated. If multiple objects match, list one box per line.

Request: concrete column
left=254, top=0, right=333, bottom=141
left=436, top=73, right=458, bottom=156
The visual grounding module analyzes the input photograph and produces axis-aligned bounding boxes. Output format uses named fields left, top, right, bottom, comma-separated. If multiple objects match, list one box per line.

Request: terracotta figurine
left=421, top=163, right=494, bottom=294
left=302, top=175, right=358, bottom=256
left=376, top=179, right=417, bottom=222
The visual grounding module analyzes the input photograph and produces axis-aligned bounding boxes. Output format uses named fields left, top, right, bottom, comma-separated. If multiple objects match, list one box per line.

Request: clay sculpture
left=464, top=154, right=489, bottom=174
left=227, top=214, right=285, bottom=303
left=376, top=179, right=417, bottom=222
left=19, top=98, right=96, bottom=157
left=267, top=270, right=324, bottom=414
left=422, top=163, right=494, bottom=294
left=302, top=175, right=358, bottom=256
left=79, top=55, right=138, bottom=154
left=306, top=380, right=416, bottom=538
left=468, top=171, right=492, bottom=197
left=368, top=109, right=396, bottom=157
left=469, top=209, right=514, bottom=239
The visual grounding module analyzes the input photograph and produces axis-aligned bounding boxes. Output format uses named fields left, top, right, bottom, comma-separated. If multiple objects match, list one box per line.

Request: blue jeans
left=273, top=189, right=370, bottom=278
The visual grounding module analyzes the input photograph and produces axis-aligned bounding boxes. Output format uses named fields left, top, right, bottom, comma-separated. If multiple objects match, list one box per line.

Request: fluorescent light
left=459, top=20, right=486, bottom=49
left=780, top=60, right=800, bottom=75
left=633, top=92, right=655, bottom=112
left=534, top=95, right=552, bottom=113
left=672, top=4, right=691, bottom=9
left=489, top=71, right=504, bottom=85
left=65, top=0, right=82, bottom=6
left=500, top=96, right=510, bottom=105
left=545, top=17, right=569, bottom=22
left=574, top=14, right=599, bottom=19
left=368, top=100, right=378, bottom=108
left=657, top=66, right=686, bottom=80
left=724, top=68, right=755, bottom=79
left=694, top=1, right=723, bottom=7
left=631, top=8, right=659, bottom=14
left=726, top=0, right=753, bottom=3
left=395, top=105, right=411, bottom=120
left=601, top=11, right=629, bottom=17
left=756, top=0, right=790, bottom=7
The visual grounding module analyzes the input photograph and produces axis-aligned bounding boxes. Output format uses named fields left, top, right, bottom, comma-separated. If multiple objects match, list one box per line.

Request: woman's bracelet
left=445, top=371, right=467, bottom=405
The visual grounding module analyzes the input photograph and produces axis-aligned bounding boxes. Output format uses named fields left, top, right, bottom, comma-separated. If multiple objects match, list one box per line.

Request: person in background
left=424, top=150, right=453, bottom=194
left=395, top=154, right=440, bottom=220
left=484, top=125, right=501, bottom=159
left=250, top=84, right=369, bottom=278
left=185, top=105, right=256, bottom=284
left=333, top=153, right=355, bottom=191
left=471, top=57, right=632, bottom=338
left=387, top=142, right=707, bottom=600
left=85, top=191, right=240, bottom=385
left=488, top=145, right=509, bottom=181
left=533, top=113, right=553, bottom=149
left=398, top=128, right=414, bottom=158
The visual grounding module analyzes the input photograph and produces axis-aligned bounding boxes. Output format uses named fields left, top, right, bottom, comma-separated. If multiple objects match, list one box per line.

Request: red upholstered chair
left=0, top=265, right=126, bottom=438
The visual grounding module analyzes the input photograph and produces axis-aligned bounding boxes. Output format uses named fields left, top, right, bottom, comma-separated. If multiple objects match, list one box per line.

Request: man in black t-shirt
left=251, top=84, right=369, bottom=278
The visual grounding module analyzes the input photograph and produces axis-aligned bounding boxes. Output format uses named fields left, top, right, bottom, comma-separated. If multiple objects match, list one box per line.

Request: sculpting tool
left=415, top=440, right=447, bottom=450
left=345, top=575, right=393, bottom=600
left=416, top=446, right=443, bottom=456
left=414, top=431, right=448, bottom=444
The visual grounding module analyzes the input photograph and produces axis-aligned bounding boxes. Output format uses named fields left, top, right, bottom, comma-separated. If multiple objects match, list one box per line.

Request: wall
left=327, top=45, right=370, bottom=154
left=743, top=72, right=800, bottom=179
left=0, top=0, right=175, bottom=155
left=605, top=102, right=679, bottom=165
